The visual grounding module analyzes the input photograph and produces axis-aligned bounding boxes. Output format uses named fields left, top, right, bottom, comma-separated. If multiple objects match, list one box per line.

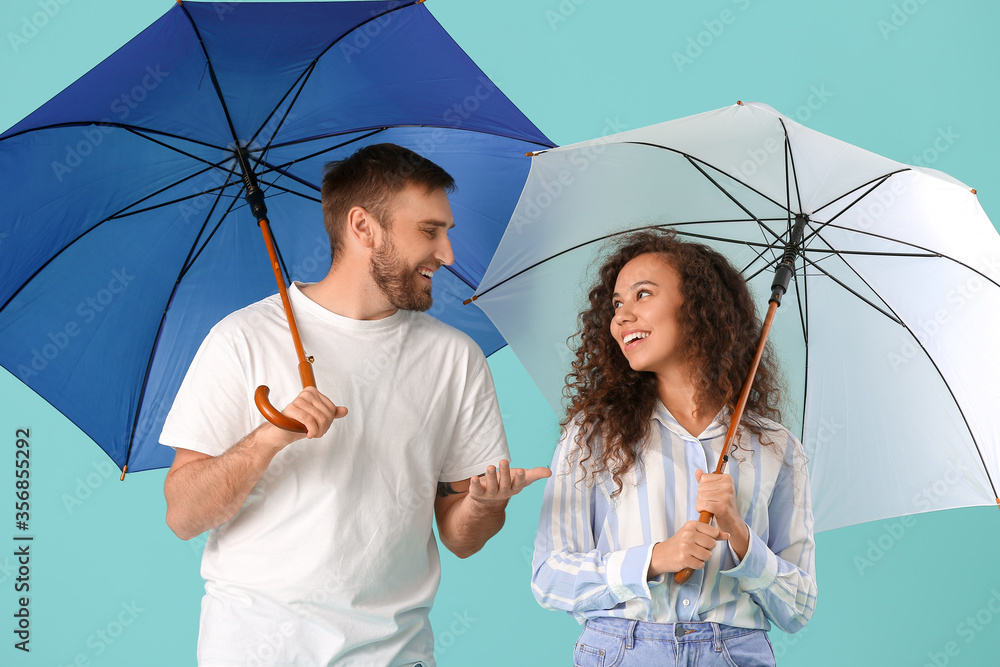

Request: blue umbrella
left=0, top=1, right=551, bottom=475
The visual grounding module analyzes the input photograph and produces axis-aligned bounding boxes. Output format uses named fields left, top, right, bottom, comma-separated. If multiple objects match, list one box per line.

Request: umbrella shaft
left=673, top=299, right=780, bottom=585
left=258, top=218, right=315, bottom=389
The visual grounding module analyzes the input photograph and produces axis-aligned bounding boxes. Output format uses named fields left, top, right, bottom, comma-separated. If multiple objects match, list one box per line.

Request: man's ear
left=346, top=206, right=376, bottom=249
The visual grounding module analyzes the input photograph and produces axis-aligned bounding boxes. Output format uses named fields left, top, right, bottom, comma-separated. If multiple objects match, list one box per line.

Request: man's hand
left=435, top=460, right=551, bottom=558
left=261, top=386, right=348, bottom=452
left=648, top=520, right=730, bottom=578
left=467, top=459, right=552, bottom=507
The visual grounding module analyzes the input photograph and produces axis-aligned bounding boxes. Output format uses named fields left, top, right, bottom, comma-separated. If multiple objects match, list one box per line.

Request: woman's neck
left=656, top=366, right=721, bottom=437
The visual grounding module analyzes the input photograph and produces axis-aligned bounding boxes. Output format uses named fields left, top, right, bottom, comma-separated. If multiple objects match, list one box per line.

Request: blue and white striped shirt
left=531, top=402, right=817, bottom=633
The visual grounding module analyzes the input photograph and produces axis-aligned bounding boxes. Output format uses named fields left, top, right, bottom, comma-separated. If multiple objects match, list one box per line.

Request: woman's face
left=610, top=253, right=685, bottom=375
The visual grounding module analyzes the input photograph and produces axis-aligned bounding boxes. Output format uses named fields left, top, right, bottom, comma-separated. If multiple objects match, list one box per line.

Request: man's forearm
left=164, top=425, right=281, bottom=540
left=438, top=494, right=508, bottom=559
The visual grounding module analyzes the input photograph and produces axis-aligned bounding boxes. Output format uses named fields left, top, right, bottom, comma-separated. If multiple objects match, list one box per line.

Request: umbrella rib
left=778, top=119, right=805, bottom=214
left=120, top=126, right=225, bottom=170
left=800, top=174, right=897, bottom=246
left=791, top=254, right=808, bottom=345
left=813, top=222, right=1000, bottom=290
left=476, top=223, right=772, bottom=299
left=254, top=157, right=324, bottom=193
left=619, top=141, right=789, bottom=213
left=249, top=61, right=317, bottom=151
left=682, top=156, right=786, bottom=244
left=0, top=163, right=239, bottom=315
left=799, top=241, right=810, bottom=443
left=178, top=4, right=241, bottom=147
left=743, top=255, right=783, bottom=285
left=809, top=233, right=999, bottom=502
left=810, top=169, right=911, bottom=218
left=177, top=190, right=246, bottom=283
left=246, top=1, right=424, bottom=151
left=106, top=163, right=223, bottom=219
left=122, top=181, right=241, bottom=470
left=268, top=123, right=555, bottom=152
left=108, top=178, right=242, bottom=220
left=0, top=121, right=227, bottom=151
left=252, top=1, right=554, bottom=152
left=257, top=129, right=387, bottom=179
left=259, top=179, right=322, bottom=204
left=796, top=251, right=902, bottom=325
left=740, top=240, right=783, bottom=277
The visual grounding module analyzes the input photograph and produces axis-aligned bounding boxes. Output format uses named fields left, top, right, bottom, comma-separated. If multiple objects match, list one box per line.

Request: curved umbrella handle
left=255, top=385, right=308, bottom=434
left=255, top=360, right=317, bottom=434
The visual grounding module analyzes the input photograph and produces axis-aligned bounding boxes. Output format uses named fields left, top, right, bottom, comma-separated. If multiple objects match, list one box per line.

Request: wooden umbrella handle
left=236, top=149, right=318, bottom=434
left=673, top=299, right=780, bottom=585
left=254, top=217, right=316, bottom=433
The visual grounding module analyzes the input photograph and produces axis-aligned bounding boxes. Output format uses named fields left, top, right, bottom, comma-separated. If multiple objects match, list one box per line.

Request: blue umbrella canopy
left=0, top=1, right=552, bottom=474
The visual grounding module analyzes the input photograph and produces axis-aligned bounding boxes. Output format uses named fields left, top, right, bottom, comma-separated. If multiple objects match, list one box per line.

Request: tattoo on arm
left=437, top=482, right=463, bottom=498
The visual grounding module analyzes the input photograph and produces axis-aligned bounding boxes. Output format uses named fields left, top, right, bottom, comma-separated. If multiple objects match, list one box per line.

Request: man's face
left=369, top=184, right=455, bottom=312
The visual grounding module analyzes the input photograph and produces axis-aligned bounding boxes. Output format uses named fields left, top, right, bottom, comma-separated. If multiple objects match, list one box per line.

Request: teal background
left=2, top=0, right=999, bottom=665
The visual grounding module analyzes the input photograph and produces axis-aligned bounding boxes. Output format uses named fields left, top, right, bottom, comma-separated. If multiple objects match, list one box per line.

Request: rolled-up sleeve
left=721, top=432, right=818, bottom=633
left=531, top=424, right=656, bottom=618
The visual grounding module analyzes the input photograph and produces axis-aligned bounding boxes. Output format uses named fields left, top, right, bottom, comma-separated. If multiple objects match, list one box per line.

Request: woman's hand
left=647, top=521, right=730, bottom=578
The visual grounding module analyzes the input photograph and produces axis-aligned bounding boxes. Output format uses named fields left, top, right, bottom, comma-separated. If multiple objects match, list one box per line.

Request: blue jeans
left=574, top=617, right=776, bottom=666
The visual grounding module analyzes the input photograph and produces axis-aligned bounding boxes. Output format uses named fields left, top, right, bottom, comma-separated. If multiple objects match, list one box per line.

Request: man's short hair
left=321, top=143, right=456, bottom=259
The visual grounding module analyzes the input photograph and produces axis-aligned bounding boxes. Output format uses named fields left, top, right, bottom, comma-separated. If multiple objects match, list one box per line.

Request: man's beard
left=370, top=233, right=434, bottom=312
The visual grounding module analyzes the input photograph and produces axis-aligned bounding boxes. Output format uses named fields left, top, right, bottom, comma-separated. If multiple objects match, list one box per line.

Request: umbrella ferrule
left=769, top=214, right=807, bottom=305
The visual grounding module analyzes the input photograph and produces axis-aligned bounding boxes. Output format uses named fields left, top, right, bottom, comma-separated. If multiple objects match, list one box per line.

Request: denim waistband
left=585, top=616, right=762, bottom=650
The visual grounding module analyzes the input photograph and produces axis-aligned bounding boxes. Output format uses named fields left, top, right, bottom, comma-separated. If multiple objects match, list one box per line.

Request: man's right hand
left=647, top=520, right=730, bottom=578
left=263, top=386, right=348, bottom=451
left=165, top=387, right=348, bottom=540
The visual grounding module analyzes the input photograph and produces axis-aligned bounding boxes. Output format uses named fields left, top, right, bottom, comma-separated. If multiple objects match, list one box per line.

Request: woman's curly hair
left=563, top=228, right=784, bottom=497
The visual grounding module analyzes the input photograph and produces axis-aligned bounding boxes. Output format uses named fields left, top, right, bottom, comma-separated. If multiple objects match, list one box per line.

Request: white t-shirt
left=160, top=283, right=509, bottom=667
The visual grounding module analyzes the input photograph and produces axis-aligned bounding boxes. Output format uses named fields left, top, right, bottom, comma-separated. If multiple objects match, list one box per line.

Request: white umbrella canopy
left=472, top=101, right=1000, bottom=533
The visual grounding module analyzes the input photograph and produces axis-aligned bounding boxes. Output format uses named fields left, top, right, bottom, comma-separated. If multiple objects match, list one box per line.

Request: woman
left=532, top=229, right=816, bottom=666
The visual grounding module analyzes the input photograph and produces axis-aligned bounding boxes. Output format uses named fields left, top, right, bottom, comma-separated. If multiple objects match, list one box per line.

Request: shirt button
left=682, top=599, right=690, bottom=606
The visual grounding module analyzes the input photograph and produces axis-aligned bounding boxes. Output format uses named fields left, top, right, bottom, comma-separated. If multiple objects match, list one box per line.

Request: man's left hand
left=468, top=459, right=551, bottom=506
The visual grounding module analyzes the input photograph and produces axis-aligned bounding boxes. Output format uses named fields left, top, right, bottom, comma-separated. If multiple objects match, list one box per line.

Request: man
left=161, top=143, right=550, bottom=666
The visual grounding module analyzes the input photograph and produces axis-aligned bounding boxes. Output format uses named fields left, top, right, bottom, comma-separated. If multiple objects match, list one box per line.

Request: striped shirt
left=531, top=402, right=817, bottom=633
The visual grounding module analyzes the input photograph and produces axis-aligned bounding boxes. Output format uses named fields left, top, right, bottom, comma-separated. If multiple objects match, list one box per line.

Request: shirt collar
left=652, top=400, right=731, bottom=440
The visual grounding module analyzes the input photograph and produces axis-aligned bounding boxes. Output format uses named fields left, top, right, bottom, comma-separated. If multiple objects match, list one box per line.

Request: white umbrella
left=471, top=101, right=1000, bottom=533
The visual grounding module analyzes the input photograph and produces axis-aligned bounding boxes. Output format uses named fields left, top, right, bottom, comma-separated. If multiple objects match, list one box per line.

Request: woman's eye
left=637, top=290, right=651, bottom=299
left=612, top=300, right=621, bottom=309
